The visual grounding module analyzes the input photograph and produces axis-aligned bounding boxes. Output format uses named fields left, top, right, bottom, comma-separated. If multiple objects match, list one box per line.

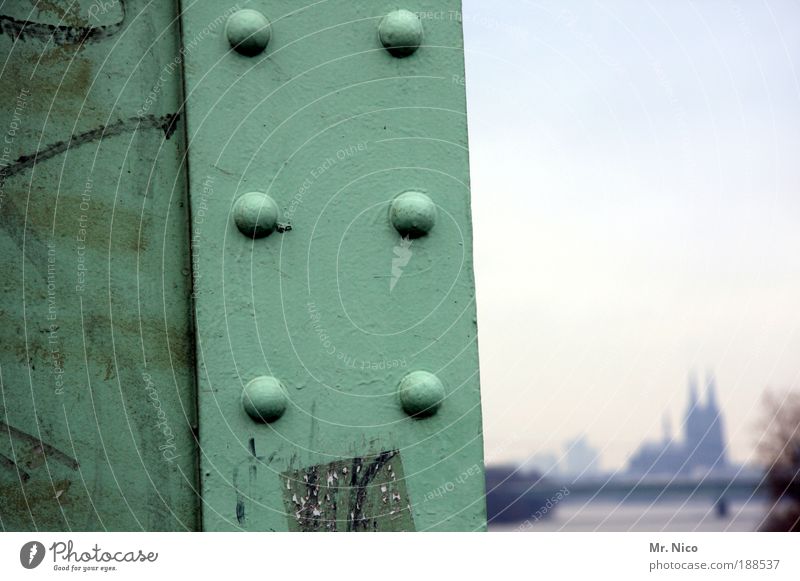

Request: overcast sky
left=461, top=0, right=800, bottom=470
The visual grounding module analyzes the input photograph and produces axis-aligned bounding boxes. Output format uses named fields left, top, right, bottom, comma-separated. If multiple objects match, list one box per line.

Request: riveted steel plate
left=180, top=0, right=486, bottom=531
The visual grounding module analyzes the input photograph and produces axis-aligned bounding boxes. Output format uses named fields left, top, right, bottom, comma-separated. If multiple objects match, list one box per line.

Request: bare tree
left=758, top=390, right=800, bottom=531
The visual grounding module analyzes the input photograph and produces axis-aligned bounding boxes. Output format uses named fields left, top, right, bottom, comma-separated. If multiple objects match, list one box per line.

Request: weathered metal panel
left=0, top=0, right=197, bottom=530
left=281, top=450, right=415, bottom=532
left=181, top=0, right=486, bottom=531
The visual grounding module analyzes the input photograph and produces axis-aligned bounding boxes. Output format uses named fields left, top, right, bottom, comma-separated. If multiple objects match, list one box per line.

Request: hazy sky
left=461, top=0, right=800, bottom=470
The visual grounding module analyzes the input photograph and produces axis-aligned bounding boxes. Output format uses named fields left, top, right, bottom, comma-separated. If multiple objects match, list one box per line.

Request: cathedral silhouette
left=628, top=373, right=730, bottom=477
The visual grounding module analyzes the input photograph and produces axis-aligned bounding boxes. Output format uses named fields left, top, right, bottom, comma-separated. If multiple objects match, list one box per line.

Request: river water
left=490, top=499, right=770, bottom=532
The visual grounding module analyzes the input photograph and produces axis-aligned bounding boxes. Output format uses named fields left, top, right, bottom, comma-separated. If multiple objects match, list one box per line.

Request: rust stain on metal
left=0, top=479, right=73, bottom=517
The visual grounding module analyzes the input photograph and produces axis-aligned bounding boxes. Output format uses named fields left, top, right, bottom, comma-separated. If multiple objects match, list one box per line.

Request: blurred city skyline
left=462, top=0, right=800, bottom=469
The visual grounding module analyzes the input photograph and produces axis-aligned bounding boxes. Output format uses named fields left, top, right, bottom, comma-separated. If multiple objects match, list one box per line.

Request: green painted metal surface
left=1, top=0, right=485, bottom=532
left=0, top=1, right=197, bottom=530
left=181, top=0, right=486, bottom=531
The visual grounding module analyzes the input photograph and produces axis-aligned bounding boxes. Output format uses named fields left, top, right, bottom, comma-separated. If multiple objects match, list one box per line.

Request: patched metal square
left=282, top=450, right=414, bottom=531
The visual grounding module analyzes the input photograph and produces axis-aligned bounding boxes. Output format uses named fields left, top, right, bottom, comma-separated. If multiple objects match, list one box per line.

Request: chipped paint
left=282, top=451, right=415, bottom=532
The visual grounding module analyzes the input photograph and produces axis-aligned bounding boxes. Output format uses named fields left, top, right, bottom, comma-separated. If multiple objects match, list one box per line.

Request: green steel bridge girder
left=0, top=0, right=485, bottom=531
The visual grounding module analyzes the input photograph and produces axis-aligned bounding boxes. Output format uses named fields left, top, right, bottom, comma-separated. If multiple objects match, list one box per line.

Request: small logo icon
left=20, top=541, right=45, bottom=569
left=390, top=235, right=413, bottom=292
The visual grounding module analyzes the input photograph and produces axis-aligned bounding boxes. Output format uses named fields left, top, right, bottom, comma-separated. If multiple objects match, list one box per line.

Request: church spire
left=705, top=371, right=719, bottom=412
left=688, top=370, right=699, bottom=408
left=662, top=413, right=672, bottom=444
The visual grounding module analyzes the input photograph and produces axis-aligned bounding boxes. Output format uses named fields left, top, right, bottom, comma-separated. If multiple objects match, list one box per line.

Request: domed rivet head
left=242, top=376, right=287, bottom=423
left=378, top=9, right=423, bottom=58
left=389, top=191, right=436, bottom=237
left=233, top=191, right=279, bottom=238
left=226, top=9, right=271, bottom=56
left=398, top=370, right=444, bottom=418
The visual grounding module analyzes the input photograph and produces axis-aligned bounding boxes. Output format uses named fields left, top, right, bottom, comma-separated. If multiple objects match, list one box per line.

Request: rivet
left=233, top=191, right=279, bottom=238
left=242, top=376, right=287, bottom=423
left=226, top=9, right=271, bottom=56
left=398, top=370, right=444, bottom=418
left=378, top=9, right=423, bottom=58
left=389, top=191, right=436, bottom=237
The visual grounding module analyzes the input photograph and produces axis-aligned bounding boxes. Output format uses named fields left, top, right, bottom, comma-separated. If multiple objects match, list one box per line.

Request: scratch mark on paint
left=0, top=112, right=181, bottom=282
left=248, top=438, right=257, bottom=502
left=348, top=450, right=396, bottom=531
left=233, top=439, right=271, bottom=527
left=233, top=463, right=247, bottom=526
left=0, top=1, right=126, bottom=46
left=235, top=497, right=245, bottom=524
left=3, top=113, right=181, bottom=179
left=0, top=451, right=30, bottom=481
left=0, top=421, right=79, bottom=471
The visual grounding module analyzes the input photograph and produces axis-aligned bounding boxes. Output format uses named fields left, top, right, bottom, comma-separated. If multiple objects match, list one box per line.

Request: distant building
left=521, top=452, right=560, bottom=476
left=563, top=436, right=601, bottom=477
left=627, top=372, right=730, bottom=477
